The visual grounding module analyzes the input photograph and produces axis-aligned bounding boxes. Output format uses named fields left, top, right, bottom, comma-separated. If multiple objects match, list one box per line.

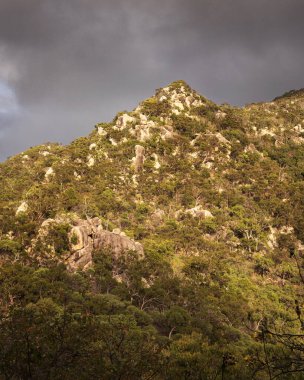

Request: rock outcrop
left=87, top=155, right=95, bottom=167
left=150, top=209, right=165, bottom=227
left=175, top=205, right=214, bottom=220
left=133, top=145, right=145, bottom=173
left=68, top=217, right=143, bottom=270
left=45, top=167, right=55, bottom=181
left=33, top=216, right=144, bottom=271
left=155, top=81, right=204, bottom=115
left=185, top=206, right=214, bottom=219
left=115, top=113, right=135, bottom=129
left=16, top=201, right=29, bottom=215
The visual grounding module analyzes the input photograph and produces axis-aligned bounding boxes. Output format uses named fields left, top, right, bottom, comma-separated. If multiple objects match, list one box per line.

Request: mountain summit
left=96, top=80, right=212, bottom=142
left=0, top=81, right=304, bottom=378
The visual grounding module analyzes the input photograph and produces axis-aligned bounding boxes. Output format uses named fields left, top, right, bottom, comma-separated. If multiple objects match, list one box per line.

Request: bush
left=0, top=239, right=22, bottom=255
left=48, top=223, right=71, bottom=255
left=140, top=97, right=170, bottom=117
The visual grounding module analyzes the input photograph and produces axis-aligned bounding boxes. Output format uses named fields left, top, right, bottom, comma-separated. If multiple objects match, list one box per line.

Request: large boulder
left=94, top=230, right=144, bottom=259
left=67, top=217, right=144, bottom=271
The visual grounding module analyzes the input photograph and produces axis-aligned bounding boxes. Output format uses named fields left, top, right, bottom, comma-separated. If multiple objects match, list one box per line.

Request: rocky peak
left=155, top=80, right=193, bottom=99
left=136, top=80, right=205, bottom=117
left=157, top=81, right=205, bottom=114
left=94, top=81, right=210, bottom=146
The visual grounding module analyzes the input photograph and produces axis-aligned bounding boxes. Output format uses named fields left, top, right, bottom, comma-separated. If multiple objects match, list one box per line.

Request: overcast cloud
left=0, top=0, right=303, bottom=160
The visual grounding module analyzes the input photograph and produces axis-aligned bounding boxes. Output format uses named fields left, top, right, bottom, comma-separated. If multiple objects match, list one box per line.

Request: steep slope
left=0, top=80, right=303, bottom=379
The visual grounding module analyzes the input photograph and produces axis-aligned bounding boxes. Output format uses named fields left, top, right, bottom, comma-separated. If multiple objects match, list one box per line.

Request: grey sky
left=0, top=0, right=303, bottom=160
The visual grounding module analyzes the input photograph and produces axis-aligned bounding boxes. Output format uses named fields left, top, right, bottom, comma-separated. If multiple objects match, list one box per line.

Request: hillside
left=0, top=80, right=303, bottom=379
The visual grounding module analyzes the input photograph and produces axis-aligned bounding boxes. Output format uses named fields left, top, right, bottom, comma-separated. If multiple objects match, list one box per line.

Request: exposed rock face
left=68, top=217, right=143, bottom=270
left=267, top=226, right=278, bottom=249
left=45, top=167, right=55, bottom=180
left=94, top=230, right=143, bottom=258
left=133, top=145, right=145, bottom=172
left=185, top=206, right=214, bottom=219
left=294, top=124, right=304, bottom=133
left=16, top=201, right=29, bottom=215
left=134, top=124, right=151, bottom=142
left=87, top=155, right=95, bottom=167
left=115, top=113, right=135, bottom=129
left=150, top=209, right=165, bottom=227
left=74, top=171, right=81, bottom=180
left=109, top=138, right=118, bottom=146
left=260, top=128, right=276, bottom=137
left=67, top=217, right=100, bottom=270
left=215, top=132, right=230, bottom=146
left=267, top=225, right=294, bottom=249
left=215, top=110, right=226, bottom=119
left=97, top=125, right=107, bottom=135
left=160, top=125, right=174, bottom=140
left=33, top=217, right=144, bottom=271
left=124, top=113, right=156, bottom=142
left=175, top=206, right=214, bottom=219
left=157, top=81, right=204, bottom=115
left=152, top=153, right=161, bottom=169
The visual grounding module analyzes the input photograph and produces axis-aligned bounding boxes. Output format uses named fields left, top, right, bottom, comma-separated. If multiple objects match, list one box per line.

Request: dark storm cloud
left=0, top=0, right=303, bottom=160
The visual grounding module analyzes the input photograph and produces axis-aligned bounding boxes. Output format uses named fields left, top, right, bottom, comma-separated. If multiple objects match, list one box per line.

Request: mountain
left=0, top=80, right=303, bottom=379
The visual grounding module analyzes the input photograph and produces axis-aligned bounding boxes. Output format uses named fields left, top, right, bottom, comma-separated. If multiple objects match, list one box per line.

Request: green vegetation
left=140, top=97, right=171, bottom=117
left=0, top=81, right=303, bottom=378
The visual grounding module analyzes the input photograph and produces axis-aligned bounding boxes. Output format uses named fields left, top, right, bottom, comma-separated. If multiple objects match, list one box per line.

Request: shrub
left=140, top=97, right=170, bottom=117
left=0, top=239, right=22, bottom=255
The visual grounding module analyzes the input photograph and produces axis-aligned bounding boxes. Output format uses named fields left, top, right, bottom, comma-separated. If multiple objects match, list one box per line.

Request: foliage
left=0, top=81, right=304, bottom=378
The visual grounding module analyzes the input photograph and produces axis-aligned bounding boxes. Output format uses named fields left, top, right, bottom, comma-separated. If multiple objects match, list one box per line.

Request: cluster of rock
left=30, top=204, right=212, bottom=272
left=33, top=216, right=144, bottom=271
left=175, top=205, right=214, bottom=220
left=68, top=218, right=143, bottom=270
left=84, top=82, right=211, bottom=175
left=153, top=81, right=204, bottom=115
